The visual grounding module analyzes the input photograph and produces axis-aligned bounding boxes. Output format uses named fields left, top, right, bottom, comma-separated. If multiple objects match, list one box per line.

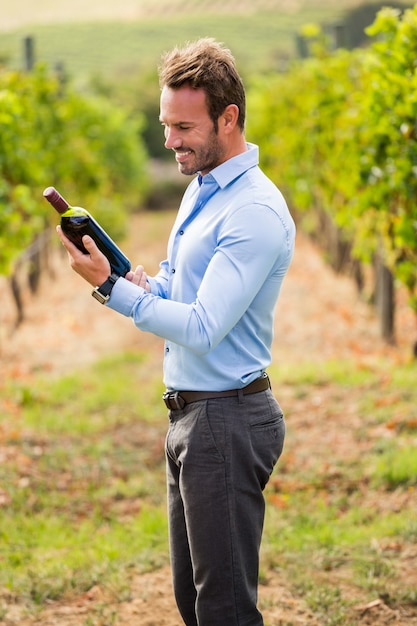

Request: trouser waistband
left=163, top=373, right=271, bottom=410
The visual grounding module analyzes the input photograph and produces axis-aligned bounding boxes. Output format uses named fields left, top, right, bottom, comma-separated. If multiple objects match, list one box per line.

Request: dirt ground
left=1, top=214, right=416, bottom=626
left=1, top=216, right=415, bottom=381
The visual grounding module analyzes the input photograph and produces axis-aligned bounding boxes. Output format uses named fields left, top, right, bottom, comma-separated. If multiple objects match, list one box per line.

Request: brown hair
left=158, top=38, right=246, bottom=132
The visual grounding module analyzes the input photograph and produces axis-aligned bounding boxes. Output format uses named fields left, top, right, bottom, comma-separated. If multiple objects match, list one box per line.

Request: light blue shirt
left=107, top=143, right=295, bottom=391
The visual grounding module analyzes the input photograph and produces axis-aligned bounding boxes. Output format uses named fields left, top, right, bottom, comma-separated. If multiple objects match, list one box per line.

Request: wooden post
left=295, top=34, right=309, bottom=59
left=375, top=256, right=395, bottom=343
left=333, top=23, right=347, bottom=49
left=23, top=36, right=35, bottom=71
left=10, top=274, right=24, bottom=327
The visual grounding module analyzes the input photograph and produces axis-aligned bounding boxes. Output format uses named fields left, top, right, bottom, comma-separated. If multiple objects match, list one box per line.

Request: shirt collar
left=199, top=142, right=259, bottom=189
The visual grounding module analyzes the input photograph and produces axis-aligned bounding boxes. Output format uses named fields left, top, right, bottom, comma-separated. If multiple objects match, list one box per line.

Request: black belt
left=163, top=373, right=271, bottom=410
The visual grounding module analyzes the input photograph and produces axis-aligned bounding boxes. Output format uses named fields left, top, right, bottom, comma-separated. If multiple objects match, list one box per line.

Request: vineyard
left=1, top=4, right=417, bottom=345
left=1, top=4, right=417, bottom=626
left=0, top=64, right=149, bottom=326
left=247, top=5, right=417, bottom=345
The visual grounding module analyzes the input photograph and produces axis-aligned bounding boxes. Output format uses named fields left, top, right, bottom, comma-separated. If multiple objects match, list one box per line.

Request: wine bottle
left=43, top=186, right=131, bottom=277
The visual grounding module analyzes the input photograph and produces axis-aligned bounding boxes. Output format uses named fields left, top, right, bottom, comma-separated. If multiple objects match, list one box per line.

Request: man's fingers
left=56, top=225, right=80, bottom=254
left=129, top=265, right=148, bottom=288
left=81, top=235, right=98, bottom=255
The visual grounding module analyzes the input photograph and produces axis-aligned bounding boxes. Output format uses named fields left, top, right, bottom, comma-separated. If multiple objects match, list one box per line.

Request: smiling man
left=160, top=83, right=245, bottom=176
left=57, top=38, right=296, bottom=626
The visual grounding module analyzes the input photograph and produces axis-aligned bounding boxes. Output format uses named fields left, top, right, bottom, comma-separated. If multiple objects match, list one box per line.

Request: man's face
left=159, top=85, right=226, bottom=176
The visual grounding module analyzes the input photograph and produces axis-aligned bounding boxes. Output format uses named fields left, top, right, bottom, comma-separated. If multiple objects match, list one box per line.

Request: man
left=57, top=38, right=295, bottom=626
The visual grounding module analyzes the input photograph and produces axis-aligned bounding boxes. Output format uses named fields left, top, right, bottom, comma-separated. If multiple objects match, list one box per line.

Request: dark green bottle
left=43, top=186, right=131, bottom=277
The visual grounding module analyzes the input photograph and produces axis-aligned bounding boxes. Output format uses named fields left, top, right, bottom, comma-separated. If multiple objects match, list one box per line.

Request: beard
left=175, top=128, right=226, bottom=176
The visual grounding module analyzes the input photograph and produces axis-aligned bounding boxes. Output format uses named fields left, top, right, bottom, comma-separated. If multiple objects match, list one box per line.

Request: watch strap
left=91, top=272, right=119, bottom=304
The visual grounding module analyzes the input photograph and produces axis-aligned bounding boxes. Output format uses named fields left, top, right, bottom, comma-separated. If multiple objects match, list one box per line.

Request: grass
left=2, top=507, right=167, bottom=601
left=0, top=351, right=169, bottom=606
left=261, top=356, right=417, bottom=624
left=1, top=348, right=417, bottom=623
left=372, top=444, right=417, bottom=488
left=9, top=352, right=165, bottom=435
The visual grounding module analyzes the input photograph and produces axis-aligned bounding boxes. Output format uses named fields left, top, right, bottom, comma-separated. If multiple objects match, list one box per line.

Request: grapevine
left=0, top=64, right=149, bottom=278
left=247, top=6, right=417, bottom=330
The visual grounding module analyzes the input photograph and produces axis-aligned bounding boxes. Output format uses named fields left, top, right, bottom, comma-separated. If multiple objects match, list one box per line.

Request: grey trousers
left=165, top=389, right=285, bottom=626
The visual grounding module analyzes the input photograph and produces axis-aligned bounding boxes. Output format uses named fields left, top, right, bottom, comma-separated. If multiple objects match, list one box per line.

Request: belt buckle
left=163, top=391, right=186, bottom=410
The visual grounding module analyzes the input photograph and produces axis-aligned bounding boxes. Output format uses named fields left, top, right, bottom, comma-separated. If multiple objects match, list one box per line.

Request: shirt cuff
left=105, top=276, right=146, bottom=317
left=146, top=276, right=159, bottom=295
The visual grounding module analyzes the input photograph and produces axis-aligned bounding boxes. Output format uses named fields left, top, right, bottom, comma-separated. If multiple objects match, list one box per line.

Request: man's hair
left=158, top=38, right=246, bottom=132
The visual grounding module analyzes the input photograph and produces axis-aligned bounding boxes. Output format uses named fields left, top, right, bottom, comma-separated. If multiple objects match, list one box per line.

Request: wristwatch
left=91, top=272, right=119, bottom=304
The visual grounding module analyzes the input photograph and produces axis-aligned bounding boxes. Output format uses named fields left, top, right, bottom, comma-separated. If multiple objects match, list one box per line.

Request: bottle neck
left=43, top=186, right=69, bottom=214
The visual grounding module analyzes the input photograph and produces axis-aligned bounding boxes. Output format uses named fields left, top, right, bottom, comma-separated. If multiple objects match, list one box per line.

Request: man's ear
left=221, top=104, right=239, bottom=134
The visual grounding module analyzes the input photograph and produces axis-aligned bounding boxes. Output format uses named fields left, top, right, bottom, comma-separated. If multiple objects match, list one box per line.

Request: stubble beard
left=176, top=130, right=225, bottom=177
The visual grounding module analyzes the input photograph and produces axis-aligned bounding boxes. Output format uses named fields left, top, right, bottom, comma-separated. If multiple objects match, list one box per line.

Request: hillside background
left=0, top=0, right=409, bottom=82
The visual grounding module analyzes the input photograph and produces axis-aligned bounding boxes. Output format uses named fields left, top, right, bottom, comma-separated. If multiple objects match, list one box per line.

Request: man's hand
left=56, top=225, right=111, bottom=287
left=125, top=265, right=150, bottom=291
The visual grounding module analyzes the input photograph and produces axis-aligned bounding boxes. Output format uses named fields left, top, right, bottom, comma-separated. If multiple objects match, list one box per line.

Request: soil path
left=1, top=212, right=415, bottom=626
left=1, top=214, right=414, bottom=380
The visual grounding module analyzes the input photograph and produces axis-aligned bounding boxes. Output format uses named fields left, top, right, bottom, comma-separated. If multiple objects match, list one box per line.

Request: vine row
left=248, top=6, right=417, bottom=344
left=0, top=63, right=149, bottom=325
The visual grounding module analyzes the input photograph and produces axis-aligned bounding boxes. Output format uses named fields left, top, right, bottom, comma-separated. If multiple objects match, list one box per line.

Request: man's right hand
left=125, top=265, right=150, bottom=292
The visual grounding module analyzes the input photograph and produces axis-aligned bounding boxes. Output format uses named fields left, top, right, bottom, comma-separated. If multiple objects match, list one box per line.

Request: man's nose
left=164, top=128, right=181, bottom=150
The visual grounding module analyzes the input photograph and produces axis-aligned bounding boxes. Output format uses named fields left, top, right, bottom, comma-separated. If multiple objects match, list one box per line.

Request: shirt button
left=165, top=347, right=170, bottom=353
left=179, top=230, right=184, bottom=235
left=171, top=268, right=176, bottom=274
